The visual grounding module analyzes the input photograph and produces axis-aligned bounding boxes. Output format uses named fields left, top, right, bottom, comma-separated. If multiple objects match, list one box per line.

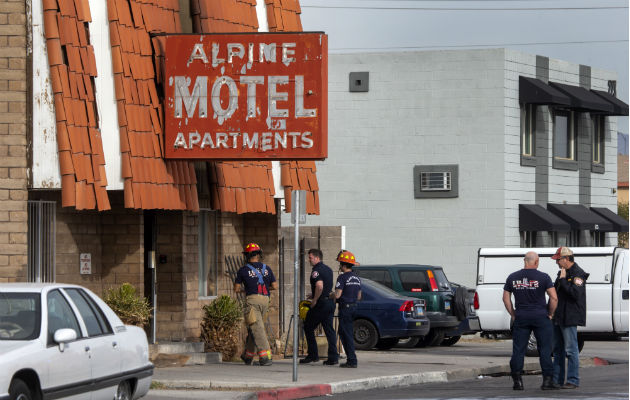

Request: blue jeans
left=552, top=325, right=579, bottom=386
left=510, top=316, right=553, bottom=377
left=338, top=303, right=357, bottom=365
left=303, top=299, right=338, bottom=361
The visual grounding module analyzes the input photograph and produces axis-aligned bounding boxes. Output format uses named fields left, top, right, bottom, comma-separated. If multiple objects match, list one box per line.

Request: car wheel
left=9, top=379, right=32, bottom=400
left=415, top=329, right=445, bottom=347
left=353, top=319, right=379, bottom=350
left=440, top=335, right=461, bottom=346
left=116, top=381, right=132, bottom=400
left=375, top=338, right=399, bottom=350
left=396, top=336, right=421, bottom=348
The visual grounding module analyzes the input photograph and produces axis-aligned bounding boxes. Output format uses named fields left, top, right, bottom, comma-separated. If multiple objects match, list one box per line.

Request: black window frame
left=552, top=109, right=578, bottom=171
left=520, top=103, right=536, bottom=166
left=591, top=115, right=605, bottom=174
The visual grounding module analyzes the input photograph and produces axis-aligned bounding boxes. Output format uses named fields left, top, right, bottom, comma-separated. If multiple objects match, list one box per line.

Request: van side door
left=613, top=249, right=629, bottom=333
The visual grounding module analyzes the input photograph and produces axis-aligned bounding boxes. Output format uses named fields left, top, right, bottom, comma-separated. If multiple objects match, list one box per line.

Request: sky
left=299, top=0, right=629, bottom=148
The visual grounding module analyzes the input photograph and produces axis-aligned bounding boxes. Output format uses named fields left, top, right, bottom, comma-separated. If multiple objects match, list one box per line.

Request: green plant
left=103, top=283, right=152, bottom=327
left=619, top=202, right=628, bottom=248
left=200, top=295, right=242, bottom=361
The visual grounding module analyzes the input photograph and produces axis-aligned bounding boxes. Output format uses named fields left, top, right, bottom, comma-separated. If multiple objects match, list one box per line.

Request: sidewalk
left=150, top=339, right=606, bottom=399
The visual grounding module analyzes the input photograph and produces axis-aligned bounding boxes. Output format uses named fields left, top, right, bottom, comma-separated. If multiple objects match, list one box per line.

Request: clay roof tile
left=123, top=179, right=134, bottom=207
left=43, top=10, right=60, bottom=39
left=61, top=174, right=76, bottom=207
left=46, top=38, right=64, bottom=66
left=59, top=150, right=74, bottom=175
left=56, top=122, right=71, bottom=151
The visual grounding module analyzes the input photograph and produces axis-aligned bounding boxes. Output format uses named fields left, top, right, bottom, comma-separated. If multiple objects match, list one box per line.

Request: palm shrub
left=103, top=283, right=152, bottom=327
left=200, top=295, right=242, bottom=360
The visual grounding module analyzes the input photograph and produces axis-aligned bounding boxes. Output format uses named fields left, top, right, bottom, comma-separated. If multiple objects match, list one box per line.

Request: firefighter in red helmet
left=233, top=243, right=278, bottom=366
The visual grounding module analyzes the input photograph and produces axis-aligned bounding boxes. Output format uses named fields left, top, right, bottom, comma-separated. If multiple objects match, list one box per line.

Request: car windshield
left=0, top=292, right=41, bottom=340
left=361, top=278, right=406, bottom=299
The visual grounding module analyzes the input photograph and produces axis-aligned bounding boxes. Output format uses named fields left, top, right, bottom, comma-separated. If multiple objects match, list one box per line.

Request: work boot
left=259, top=357, right=273, bottom=366
left=240, top=353, right=253, bottom=365
left=541, top=376, right=558, bottom=390
left=511, top=374, right=524, bottom=390
left=299, top=357, right=320, bottom=364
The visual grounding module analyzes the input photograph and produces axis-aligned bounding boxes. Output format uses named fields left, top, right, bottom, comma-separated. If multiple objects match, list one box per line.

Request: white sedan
left=0, top=283, right=153, bottom=400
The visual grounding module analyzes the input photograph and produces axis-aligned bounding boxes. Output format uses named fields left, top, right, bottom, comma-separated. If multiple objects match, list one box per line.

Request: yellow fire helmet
left=299, top=300, right=311, bottom=320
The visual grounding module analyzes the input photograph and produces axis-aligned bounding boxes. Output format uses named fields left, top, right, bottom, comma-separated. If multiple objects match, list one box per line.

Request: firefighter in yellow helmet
left=233, top=243, right=278, bottom=366
left=330, top=250, right=361, bottom=368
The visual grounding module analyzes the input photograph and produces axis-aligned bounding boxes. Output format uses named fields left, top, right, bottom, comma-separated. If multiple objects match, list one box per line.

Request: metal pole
left=292, top=191, right=300, bottom=382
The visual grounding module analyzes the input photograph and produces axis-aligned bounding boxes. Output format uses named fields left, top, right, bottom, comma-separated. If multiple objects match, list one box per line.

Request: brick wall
left=29, top=191, right=144, bottom=296
left=280, top=226, right=342, bottom=334
left=0, top=0, right=28, bottom=282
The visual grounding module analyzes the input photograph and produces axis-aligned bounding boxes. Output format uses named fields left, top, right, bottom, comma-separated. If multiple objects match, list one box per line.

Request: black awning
left=519, top=204, right=571, bottom=232
left=591, top=90, right=629, bottom=116
left=547, top=203, right=614, bottom=232
left=519, top=77, right=571, bottom=106
left=590, top=207, right=629, bottom=232
left=549, top=82, right=615, bottom=113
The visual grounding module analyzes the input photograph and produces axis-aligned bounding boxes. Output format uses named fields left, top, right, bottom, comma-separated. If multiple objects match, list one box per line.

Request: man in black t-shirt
left=300, top=249, right=339, bottom=365
left=503, top=251, right=558, bottom=390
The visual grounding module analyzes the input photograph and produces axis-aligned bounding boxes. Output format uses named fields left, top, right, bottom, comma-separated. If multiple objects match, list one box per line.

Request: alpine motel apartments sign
left=164, top=32, right=328, bottom=160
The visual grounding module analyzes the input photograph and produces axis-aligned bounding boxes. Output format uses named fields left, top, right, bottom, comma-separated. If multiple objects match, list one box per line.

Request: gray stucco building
left=282, top=49, right=628, bottom=286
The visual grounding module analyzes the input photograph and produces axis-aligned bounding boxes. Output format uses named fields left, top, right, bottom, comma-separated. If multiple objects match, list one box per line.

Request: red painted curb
left=257, top=384, right=332, bottom=400
left=593, top=357, right=610, bottom=366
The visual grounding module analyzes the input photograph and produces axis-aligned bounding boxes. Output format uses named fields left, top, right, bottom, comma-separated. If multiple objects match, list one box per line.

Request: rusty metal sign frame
left=163, top=32, right=328, bottom=160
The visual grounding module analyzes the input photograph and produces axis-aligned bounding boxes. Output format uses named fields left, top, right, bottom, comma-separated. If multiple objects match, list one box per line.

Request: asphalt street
left=314, top=363, right=629, bottom=399
left=144, top=339, right=628, bottom=400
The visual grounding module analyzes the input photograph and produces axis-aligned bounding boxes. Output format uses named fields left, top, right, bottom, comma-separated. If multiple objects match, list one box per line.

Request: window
left=413, top=165, right=458, bottom=198
left=28, top=201, right=56, bottom=282
left=47, top=290, right=81, bottom=345
left=199, top=210, right=218, bottom=297
left=421, top=172, right=451, bottom=191
left=553, top=110, right=578, bottom=170
left=521, top=231, right=537, bottom=247
left=0, top=293, right=41, bottom=341
left=521, top=104, right=536, bottom=162
left=65, top=289, right=112, bottom=337
left=398, top=271, right=430, bottom=292
left=356, top=269, right=392, bottom=288
left=592, top=115, right=605, bottom=173
left=593, top=231, right=605, bottom=246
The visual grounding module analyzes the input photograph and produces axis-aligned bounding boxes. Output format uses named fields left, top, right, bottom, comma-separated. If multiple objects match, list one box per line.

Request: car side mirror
left=54, top=328, right=77, bottom=352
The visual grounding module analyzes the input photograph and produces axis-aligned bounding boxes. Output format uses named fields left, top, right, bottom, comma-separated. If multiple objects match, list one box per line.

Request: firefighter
left=331, top=250, right=362, bottom=368
left=234, top=243, right=278, bottom=366
left=300, top=249, right=338, bottom=365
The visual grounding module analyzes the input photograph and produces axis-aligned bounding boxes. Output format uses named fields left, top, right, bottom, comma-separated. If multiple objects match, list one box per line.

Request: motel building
left=4, top=0, right=330, bottom=343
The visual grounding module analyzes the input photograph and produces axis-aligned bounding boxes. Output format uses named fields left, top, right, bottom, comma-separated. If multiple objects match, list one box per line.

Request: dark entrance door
left=144, top=210, right=157, bottom=343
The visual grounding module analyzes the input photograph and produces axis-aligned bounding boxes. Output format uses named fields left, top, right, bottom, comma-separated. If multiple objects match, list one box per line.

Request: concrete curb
left=154, top=358, right=605, bottom=400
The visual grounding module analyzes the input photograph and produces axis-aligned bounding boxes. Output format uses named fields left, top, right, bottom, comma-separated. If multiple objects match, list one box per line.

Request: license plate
left=444, top=301, right=451, bottom=310
left=416, top=322, right=422, bottom=326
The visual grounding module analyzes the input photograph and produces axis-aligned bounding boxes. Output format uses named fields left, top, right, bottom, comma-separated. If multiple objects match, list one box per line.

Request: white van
left=476, top=247, right=628, bottom=351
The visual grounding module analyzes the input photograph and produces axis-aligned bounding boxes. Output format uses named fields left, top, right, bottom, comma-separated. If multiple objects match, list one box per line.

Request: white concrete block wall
left=504, top=50, right=537, bottom=247
left=283, top=49, right=507, bottom=286
left=282, top=48, right=623, bottom=286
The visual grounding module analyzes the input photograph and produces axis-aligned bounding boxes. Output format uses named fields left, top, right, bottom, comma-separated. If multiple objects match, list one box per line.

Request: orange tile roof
left=193, top=0, right=279, bottom=215
left=43, top=0, right=111, bottom=211
left=265, top=0, right=319, bottom=214
left=106, top=0, right=198, bottom=211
